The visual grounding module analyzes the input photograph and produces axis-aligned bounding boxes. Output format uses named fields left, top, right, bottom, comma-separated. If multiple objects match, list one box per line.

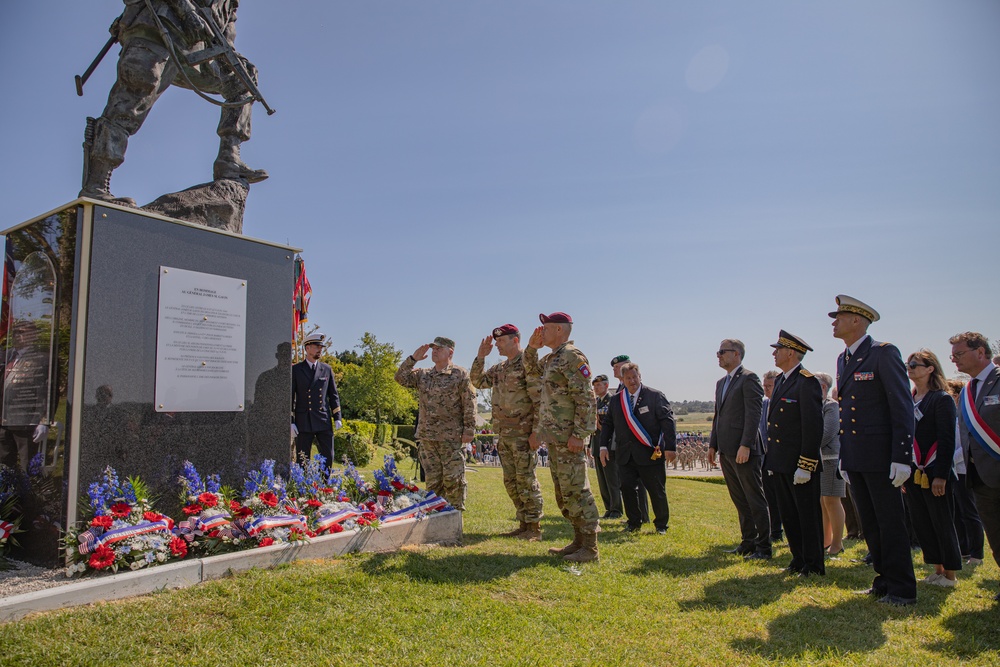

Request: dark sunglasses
left=905, top=361, right=928, bottom=370
left=717, top=349, right=736, bottom=356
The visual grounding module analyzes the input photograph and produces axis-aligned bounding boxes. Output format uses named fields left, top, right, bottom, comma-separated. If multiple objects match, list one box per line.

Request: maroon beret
left=492, top=324, right=519, bottom=339
left=539, top=312, right=573, bottom=324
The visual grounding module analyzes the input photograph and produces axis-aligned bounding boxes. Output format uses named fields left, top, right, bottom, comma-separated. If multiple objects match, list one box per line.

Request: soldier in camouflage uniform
left=395, top=336, right=476, bottom=510
left=471, top=324, right=544, bottom=540
left=523, top=312, right=601, bottom=562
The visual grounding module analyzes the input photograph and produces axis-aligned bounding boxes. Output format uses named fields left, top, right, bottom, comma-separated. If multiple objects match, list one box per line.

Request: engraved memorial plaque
left=155, top=266, right=247, bottom=412
left=2, top=251, right=56, bottom=427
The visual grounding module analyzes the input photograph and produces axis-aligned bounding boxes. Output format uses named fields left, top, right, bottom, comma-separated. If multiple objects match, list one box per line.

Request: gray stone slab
left=0, top=560, right=203, bottom=622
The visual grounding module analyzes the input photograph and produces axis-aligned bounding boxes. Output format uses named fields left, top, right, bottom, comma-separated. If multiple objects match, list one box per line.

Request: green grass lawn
left=2, top=467, right=998, bottom=666
left=675, top=410, right=714, bottom=434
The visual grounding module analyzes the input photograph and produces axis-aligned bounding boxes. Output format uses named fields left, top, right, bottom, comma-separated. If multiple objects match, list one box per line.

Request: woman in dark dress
left=904, top=349, right=961, bottom=587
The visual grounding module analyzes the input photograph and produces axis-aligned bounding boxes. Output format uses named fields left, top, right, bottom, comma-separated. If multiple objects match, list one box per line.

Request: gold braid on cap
left=778, top=337, right=809, bottom=354
left=838, top=304, right=875, bottom=320
left=797, top=456, right=819, bottom=473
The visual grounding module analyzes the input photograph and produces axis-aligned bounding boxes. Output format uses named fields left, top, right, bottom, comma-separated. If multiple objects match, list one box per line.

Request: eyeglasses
left=717, top=349, right=736, bottom=356
left=950, top=350, right=970, bottom=361
left=905, top=361, right=928, bottom=370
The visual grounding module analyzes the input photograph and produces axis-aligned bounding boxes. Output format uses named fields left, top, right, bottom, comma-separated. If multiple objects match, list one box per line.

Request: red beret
left=539, top=312, right=573, bottom=324
left=492, top=324, right=519, bottom=339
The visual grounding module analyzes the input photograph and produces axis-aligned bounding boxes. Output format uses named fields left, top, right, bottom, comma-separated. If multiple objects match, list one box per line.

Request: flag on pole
left=292, top=255, right=312, bottom=336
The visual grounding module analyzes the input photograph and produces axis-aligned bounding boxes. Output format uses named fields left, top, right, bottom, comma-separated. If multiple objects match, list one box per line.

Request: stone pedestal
left=1, top=199, right=299, bottom=565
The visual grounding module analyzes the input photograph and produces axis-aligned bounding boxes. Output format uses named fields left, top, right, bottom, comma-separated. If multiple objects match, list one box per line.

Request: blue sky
left=1, top=1, right=998, bottom=400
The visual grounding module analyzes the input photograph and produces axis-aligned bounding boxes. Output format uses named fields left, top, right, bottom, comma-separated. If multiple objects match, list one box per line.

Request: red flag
left=292, top=256, right=312, bottom=336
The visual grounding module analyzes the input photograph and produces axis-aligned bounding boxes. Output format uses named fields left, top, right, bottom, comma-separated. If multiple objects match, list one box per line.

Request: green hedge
left=375, top=423, right=398, bottom=446
left=474, top=433, right=495, bottom=446
left=395, top=425, right=416, bottom=442
left=334, top=419, right=376, bottom=467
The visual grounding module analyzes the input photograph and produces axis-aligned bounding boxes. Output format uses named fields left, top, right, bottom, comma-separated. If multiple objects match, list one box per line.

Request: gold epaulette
left=797, top=456, right=819, bottom=473
left=799, top=368, right=814, bottom=378
left=880, top=342, right=890, bottom=347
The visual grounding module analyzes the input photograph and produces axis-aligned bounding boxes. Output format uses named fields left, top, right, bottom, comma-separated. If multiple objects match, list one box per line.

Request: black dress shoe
left=745, top=551, right=772, bottom=561
left=725, top=546, right=753, bottom=555
left=624, top=524, right=642, bottom=533
left=606, top=512, right=623, bottom=520
left=877, top=594, right=917, bottom=606
left=656, top=527, right=668, bottom=535
left=770, top=533, right=784, bottom=543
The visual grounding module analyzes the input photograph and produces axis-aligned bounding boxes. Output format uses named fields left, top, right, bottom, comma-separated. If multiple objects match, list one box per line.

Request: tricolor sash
left=381, top=493, right=449, bottom=523
left=960, top=385, right=1000, bottom=462
left=620, top=389, right=653, bottom=448
left=911, top=439, right=938, bottom=489
left=77, top=519, right=173, bottom=555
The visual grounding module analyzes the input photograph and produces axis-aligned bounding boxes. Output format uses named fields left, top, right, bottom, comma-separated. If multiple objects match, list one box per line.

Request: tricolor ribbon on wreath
left=0, top=520, right=15, bottom=541
left=313, top=507, right=359, bottom=533
left=381, top=493, right=449, bottom=524
left=77, top=519, right=173, bottom=555
left=242, top=514, right=307, bottom=537
left=960, top=384, right=1000, bottom=462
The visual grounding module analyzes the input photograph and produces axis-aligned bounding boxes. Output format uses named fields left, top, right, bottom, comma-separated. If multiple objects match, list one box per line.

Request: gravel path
left=0, top=560, right=67, bottom=600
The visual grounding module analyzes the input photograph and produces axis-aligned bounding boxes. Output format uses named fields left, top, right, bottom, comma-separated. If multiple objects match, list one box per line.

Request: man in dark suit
left=760, top=370, right=785, bottom=543
left=766, top=331, right=825, bottom=576
left=292, top=332, right=342, bottom=466
left=599, top=362, right=676, bottom=533
left=831, top=295, right=916, bottom=606
left=950, top=331, right=1000, bottom=601
left=611, top=354, right=650, bottom=524
left=709, top=339, right=771, bottom=559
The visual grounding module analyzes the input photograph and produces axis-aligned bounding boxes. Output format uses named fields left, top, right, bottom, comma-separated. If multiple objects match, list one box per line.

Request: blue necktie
left=721, top=374, right=732, bottom=402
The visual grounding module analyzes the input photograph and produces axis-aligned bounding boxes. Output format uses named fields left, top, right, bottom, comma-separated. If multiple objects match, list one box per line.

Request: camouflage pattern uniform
left=470, top=353, right=543, bottom=523
left=395, top=357, right=476, bottom=510
left=523, top=342, right=600, bottom=535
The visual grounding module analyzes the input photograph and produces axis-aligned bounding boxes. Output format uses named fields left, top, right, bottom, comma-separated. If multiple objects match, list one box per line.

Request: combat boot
left=548, top=526, right=582, bottom=556
left=564, top=532, right=598, bottom=563
left=80, top=161, right=136, bottom=207
left=517, top=522, right=542, bottom=542
left=500, top=521, right=527, bottom=538
left=214, top=138, right=268, bottom=183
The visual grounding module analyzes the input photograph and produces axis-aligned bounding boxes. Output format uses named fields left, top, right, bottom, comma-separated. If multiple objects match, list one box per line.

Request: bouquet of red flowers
left=65, top=467, right=181, bottom=576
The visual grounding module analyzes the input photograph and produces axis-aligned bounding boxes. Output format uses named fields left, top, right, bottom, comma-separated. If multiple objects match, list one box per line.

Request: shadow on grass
left=732, top=597, right=888, bottom=659
left=358, top=549, right=551, bottom=584
left=924, top=585, right=1000, bottom=658
left=731, top=580, right=953, bottom=660
left=677, top=569, right=790, bottom=610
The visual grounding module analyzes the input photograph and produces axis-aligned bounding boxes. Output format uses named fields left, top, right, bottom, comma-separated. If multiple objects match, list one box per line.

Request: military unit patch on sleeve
left=579, top=364, right=591, bottom=378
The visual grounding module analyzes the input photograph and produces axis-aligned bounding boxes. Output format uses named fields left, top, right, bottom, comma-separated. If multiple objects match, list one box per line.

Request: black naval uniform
left=838, top=336, right=916, bottom=601
left=766, top=365, right=825, bottom=575
left=593, top=390, right=623, bottom=517
left=292, top=359, right=341, bottom=466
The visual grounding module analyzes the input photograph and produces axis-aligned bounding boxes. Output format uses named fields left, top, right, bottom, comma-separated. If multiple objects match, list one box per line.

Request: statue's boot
left=80, top=161, right=136, bottom=207
left=214, top=139, right=268, bottom=183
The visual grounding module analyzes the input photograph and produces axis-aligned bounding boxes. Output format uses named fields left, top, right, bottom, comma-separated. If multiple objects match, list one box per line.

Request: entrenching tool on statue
left=75, top=34, right=118, bottom=97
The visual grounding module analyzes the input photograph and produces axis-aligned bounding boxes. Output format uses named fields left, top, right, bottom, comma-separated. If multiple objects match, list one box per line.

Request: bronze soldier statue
left=79, top=0, right=272, bottom=205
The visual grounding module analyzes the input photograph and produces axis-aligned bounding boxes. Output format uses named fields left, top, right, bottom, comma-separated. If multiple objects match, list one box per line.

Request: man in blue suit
left=831, top=295, right=916, bottom=605
left=292, top=332, right=342, bottom=466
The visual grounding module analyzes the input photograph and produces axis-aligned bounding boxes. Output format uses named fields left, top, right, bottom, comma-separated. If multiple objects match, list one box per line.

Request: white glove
left=793, top=468, right=811, bottom=485
left=334, top=420, right=343, bottom=431
left=291, top=423, right=299, bottom=437
left=889, top=462, right=911, bottom=488
left=32, top=424, right=49, bottom=444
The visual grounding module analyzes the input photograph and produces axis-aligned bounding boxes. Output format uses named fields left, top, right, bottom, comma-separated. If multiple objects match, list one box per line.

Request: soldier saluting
left=470, top=324, right=544, bottom=541
left=524, top=312, right=601, bottom=562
